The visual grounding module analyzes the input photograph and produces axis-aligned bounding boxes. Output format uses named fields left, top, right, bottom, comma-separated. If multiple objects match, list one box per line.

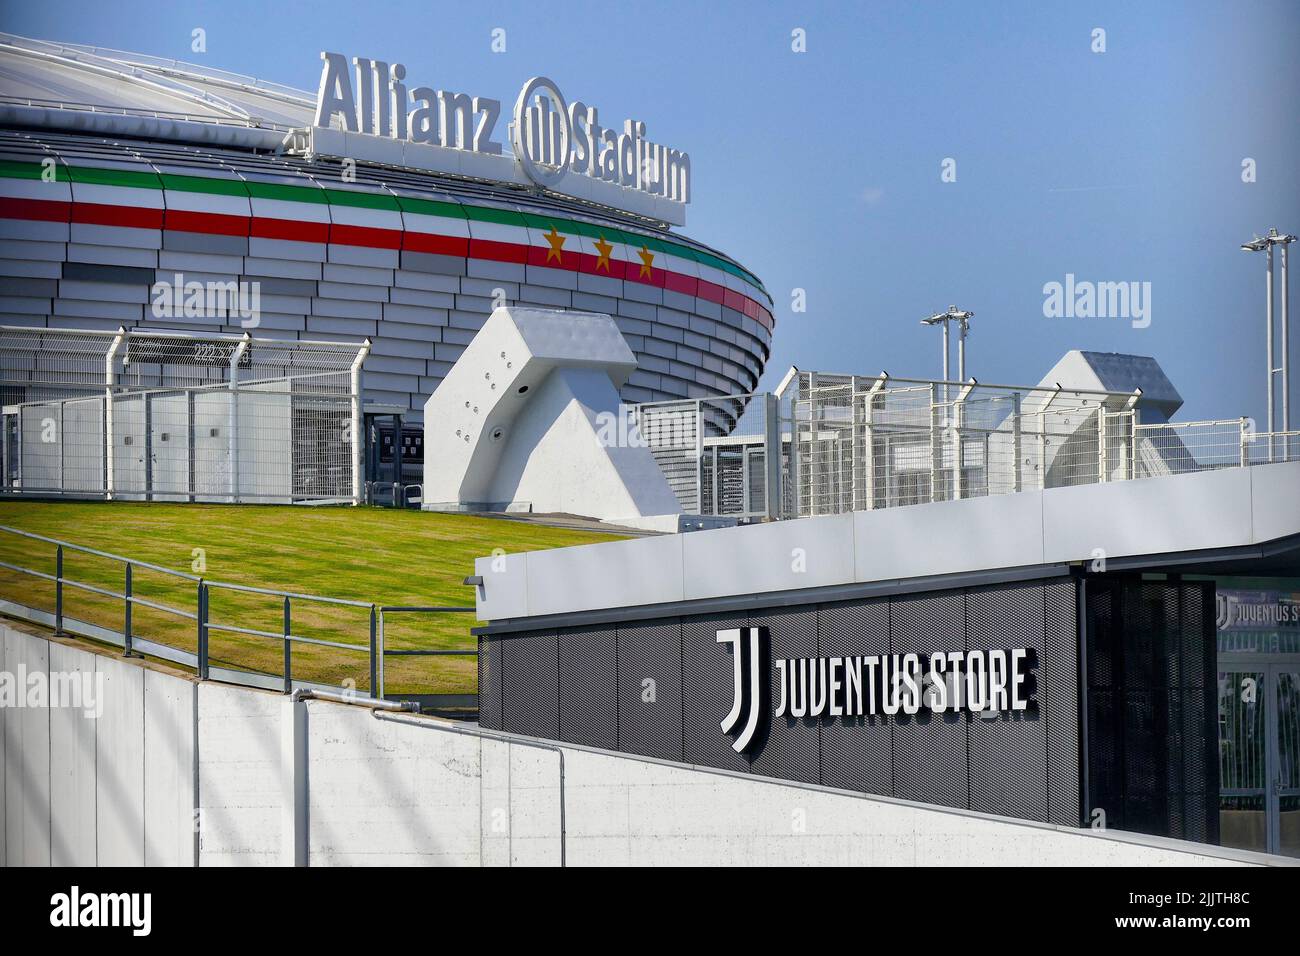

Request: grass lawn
left=0, top=501, right=624, bottom=696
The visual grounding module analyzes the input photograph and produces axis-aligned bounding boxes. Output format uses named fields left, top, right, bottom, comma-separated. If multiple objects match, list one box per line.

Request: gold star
left=544, top=226, right=565, bottom=264
left=594, top=235, right=614, bottom=272
left=637, top=245, right=654, bottom=279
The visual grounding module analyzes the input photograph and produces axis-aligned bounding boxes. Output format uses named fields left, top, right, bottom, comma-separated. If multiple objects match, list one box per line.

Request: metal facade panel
left=477, top=636, right=502, bottom=731
left=1043, top=578, right=1082, bottom=826
left=889, top=590, right=969, bottom=809
left=616, top=619, right=684, bottom=762
left=500, top=631, right=558, bottom=740
left=557, top=626, right=618, bottom=751
left=817, top=598, right=892, bottom=795
left=680, top=611, right=751, bottom=773
left=966, top=582, right=1049, bottom=822
left=748, top=607, right=820, bottom=785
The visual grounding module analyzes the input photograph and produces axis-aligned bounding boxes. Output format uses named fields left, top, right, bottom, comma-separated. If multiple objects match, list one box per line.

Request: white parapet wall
left=0, top=624, right=1285, bottom=867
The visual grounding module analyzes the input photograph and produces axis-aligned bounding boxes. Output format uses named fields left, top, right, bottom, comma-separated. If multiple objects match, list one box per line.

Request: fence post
left=369, top=605, right=379, bottom=699
left=54, top=544, right=64, bottom=636
left=123, top=561, right=133, bottom=657
left=283, top=596, right=292, bottom=694
left=1240, top=418, right=1250, bottom=468
left=1097, top=409, right=1108, bottom=483
left=377, top=608, right=386, bottom=700
left=197, top=581, right=209, bottom=680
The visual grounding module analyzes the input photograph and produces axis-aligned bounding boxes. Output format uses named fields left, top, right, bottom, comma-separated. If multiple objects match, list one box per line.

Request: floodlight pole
left=1267, top=240, right=1276, bottom=456
left=1280, top=236, right=1294, bottom=438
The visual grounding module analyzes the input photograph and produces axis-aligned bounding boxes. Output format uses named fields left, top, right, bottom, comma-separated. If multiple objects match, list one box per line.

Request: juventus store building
left=472, top=460, right=1300, bottom=860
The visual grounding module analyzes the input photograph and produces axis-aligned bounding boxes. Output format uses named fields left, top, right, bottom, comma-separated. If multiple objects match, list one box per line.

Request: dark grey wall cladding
left=482, top=576, right=1085, bottom=828
left=500, top=630, right=558, bottom=740
left=890, top=591, right=969, bottom=809
left=557, top=626, right=618, bottom=751
left=616, top=620, right=684, bottom=762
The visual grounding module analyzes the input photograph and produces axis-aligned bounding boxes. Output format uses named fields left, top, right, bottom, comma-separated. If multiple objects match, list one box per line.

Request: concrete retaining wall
left=0, top=624, right=1279, bottom=867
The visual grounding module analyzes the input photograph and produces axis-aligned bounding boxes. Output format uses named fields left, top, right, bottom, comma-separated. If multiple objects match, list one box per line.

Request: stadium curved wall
left=0, top=129, right=774, bottom=422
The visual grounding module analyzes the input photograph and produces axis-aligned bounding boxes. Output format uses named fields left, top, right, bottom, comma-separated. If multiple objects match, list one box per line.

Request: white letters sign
left=312, top=52, right=691, bottom=223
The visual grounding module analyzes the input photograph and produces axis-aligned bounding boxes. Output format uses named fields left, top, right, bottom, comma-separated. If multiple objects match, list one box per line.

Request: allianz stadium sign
left=312, top=52, right=691, bottom=225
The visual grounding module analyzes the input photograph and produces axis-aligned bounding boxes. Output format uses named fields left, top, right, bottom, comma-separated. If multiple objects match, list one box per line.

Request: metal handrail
left=374, top=605, right=478, bottom=699
left=0, top=526, right=477, bottom=702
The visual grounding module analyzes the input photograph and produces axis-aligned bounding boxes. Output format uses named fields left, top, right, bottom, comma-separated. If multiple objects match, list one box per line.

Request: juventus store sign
left=476, top=574, right=1218, bottom=841
left=717, top=627, right=1034, bottom=753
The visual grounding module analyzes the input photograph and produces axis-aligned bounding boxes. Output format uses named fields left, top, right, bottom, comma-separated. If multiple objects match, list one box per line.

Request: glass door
left=1276, top=669, right=1300, bottom=858
left=1218, top=662, right=1300, bottom=857
left=1218, top=666, right=1267, bottom=852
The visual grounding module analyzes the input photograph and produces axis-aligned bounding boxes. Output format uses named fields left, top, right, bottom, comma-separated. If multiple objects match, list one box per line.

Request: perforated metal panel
left=681, top=612, right=752, bottom=773
left=966, top=582, right=1048, bottom=821
left=616, top=620, right=685, bottom=762
left=817, top=599, right=892, bottom=794
left=889, top=591, right=968, bottom=809
left=749, top=607, right=820, bottom=785
left=557, top=626, right=618, bottom=751
left=1044, top=578, right=1082, bottom=826
left=477, top=636, right=503, bottom=731
left=500, top=631, right=558, bottom=740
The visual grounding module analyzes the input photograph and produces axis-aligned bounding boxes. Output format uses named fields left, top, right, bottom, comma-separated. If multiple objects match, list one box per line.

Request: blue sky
left=3, top=0, right=1298, bottom=423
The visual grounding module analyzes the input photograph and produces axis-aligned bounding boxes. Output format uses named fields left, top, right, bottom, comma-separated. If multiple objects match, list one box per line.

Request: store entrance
left=1217, top=660, right=1300, bottom=857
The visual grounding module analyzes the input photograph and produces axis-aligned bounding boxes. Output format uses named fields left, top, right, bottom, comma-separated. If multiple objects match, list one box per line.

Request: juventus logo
left=718, top=627, right=765, bottom=753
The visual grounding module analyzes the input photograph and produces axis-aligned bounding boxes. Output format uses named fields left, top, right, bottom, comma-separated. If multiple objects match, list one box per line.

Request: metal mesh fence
left=635, top=371, right=1300, bottom=523
left=0, top=325, right=365, bottom=401
left=632, top=393, right=773, bottom=520
left=787, top=376, right=1140, bottom=517
left=4, top=371, right=358, bottom=503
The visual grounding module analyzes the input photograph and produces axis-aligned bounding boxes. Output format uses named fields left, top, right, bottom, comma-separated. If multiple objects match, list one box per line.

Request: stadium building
left=0, top=34, right=774, bottom=485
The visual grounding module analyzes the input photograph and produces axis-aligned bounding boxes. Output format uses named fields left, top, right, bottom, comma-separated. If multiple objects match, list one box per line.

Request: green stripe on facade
left=243, top=180, right=327, bottom=204
left=0, top=158, right=768, bottom=298
left=66, top=165, right=160, bottom=189
left=0, top=159, right=68, bottom=181
left=395, top=196, right=466, bottom=219
left=462, top=204, right=526, bottom=227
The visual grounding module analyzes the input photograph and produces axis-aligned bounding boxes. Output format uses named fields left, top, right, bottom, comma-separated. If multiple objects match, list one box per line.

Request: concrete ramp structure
left=422, top=307, right=684, bottom=525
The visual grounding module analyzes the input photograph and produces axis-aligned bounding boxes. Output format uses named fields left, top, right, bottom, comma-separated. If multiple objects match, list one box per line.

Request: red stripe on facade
left=330, top=223, right=402, bottom=250
left=468, top=237, right=527, bottom=264
left=525, top=245, right=576, bottom=270
left=663, top=271, right=698, bottom=297
left=0, top=196, right=70, bottom=223
left=0, top=198, right=774, bottom=325
left=575, top=252, right=628, bottom=280
left=403, top=232, right=469, bottom=257
left=696, top=279, right=726, bottom=305
left=249, top=217, right=330, bottom=243
left=164, top=209, right=250, bottom=237
left=71, top=202, right=163, bottom=229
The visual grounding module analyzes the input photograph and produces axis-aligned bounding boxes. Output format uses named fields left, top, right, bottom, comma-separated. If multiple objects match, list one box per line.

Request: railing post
left=197, top=581, right=209, bottom=680
left=1011, top=392, right=1023, bottom=493
left=54, top=544, right=64, bottom=636
left=369, top=604, right=378, bottom=698
left=1097, top=409, right=1108, bottom=483
left=377, top=608, right=386, bottom=700
left=1240, top=417, right=1250, bottom=467
left=123, top=561, right=133, bottom=657
left=283, top=596, right=292, bottom=694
